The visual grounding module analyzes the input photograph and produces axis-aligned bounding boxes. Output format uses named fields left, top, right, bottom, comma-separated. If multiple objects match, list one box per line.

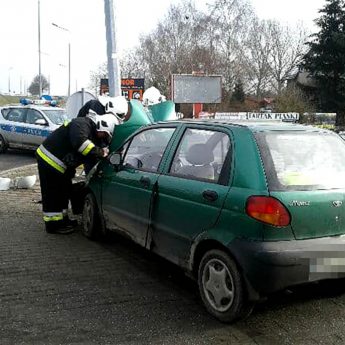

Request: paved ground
left=0, top=150, right=36, bottom=172
left=2, top=165, right=345, bottom=344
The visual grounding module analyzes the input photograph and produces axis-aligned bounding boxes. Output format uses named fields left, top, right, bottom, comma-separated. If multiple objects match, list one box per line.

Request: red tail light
left=246, top=196, right=291, bottom=227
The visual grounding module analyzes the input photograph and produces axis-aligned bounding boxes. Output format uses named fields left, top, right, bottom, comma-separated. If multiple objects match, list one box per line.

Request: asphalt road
left=2, top=166, right=345, bottom=344
left=0, top=149, right=36, bottom=172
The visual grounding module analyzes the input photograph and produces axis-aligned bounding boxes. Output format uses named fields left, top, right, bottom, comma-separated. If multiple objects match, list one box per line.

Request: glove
left=65, top=167, right=76, bottom=179
left=102, top=147, right=109, bottom=157
left=63, top=152, right=80, bottom=167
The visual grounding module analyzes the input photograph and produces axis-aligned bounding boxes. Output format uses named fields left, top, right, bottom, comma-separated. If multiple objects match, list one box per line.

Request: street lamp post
left=38, top=0, right=42, bottom=97
left=104, top=0, right=121, bottom=97
left=52, top=22, right=71, bottom=96
left=8, top=67, right=13, bottom=94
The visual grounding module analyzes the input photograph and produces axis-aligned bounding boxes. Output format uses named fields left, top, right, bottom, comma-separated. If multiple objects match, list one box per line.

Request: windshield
left=256, top=131, right=345, bottom=191
left=42, top=109, right=68, bottom=125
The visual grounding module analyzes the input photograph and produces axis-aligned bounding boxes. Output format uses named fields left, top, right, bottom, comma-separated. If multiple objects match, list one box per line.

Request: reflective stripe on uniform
left=36, top=145, right=67, bottom=173
left=63, top=120, right=70, bottom=127
left=43, top=212, right=63, bottom=222
left=78, top=139, right=95, bottom=156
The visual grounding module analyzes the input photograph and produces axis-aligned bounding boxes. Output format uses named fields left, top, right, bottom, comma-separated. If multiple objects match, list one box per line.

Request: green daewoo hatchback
left=81, top=101, right=345, bottom=323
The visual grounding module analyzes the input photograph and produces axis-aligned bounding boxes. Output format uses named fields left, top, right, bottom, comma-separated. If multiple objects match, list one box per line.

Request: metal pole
left=52, top=23, right=71, bottom=97
left=104, top=0, right=121, bottom=97
left=38, top=0, right=42, bottom=97
left=8, top=69, right=11, bottom=94
left=68, top=42, right=71, bottom=96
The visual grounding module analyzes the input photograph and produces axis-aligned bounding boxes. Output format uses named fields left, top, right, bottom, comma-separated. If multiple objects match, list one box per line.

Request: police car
left=0, top=101, right=68, bottom=153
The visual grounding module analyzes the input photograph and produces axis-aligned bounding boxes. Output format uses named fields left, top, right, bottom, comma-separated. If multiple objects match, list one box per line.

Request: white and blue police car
left=0, top=99, right=69, bottom=153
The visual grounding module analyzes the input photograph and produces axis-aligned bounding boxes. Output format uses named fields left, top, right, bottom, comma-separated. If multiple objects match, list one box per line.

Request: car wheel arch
left=191, top=239, right=260, bottom=301
left=0, top=133, right=8, bottom=153
left=82, top=190, right=107, bottom=240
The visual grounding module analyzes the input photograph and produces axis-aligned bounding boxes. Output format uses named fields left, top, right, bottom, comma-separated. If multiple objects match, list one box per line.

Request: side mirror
left=35, top=119, right=48, bottom=126
left=109, top=152, right=122, bottom=166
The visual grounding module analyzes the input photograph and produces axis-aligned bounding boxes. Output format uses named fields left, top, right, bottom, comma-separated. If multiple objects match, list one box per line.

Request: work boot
left=45, top=220, right=76, bottom=235
left=63, top=215, right=79, bottom=228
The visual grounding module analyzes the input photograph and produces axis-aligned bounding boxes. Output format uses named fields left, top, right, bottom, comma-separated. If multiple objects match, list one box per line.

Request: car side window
left=123, top=128, right=175, bottom=172
left=1, top=108, right=10, bottom=119
left=26, top=109, right=44, bottom=124
left=170, top=128, right=230, bottom=183
left=6, top=109, right=26, bottom=123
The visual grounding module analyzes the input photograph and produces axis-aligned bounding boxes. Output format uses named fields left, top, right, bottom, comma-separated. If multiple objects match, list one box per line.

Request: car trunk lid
left=271, top=190, right=345, bottom=239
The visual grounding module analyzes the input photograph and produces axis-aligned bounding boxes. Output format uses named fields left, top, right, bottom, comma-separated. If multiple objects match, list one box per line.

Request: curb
left=0, top=163, right=38, bottom=178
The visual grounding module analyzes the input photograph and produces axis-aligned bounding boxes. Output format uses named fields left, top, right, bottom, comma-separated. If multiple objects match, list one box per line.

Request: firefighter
left=79, top=96, right=128, bottom=174
left=77, top=99, right=105, bottom=117
left=36, top=99, right=127, bottom=234
left=77, top=95, right=128, bottom=118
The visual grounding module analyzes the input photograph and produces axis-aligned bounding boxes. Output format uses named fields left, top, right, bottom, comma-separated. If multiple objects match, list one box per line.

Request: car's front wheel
left=198, top=249, right=253, bottom=323
left=82, top=193, right=107, bottom=240
left=0, top=134, right=8, bottom=153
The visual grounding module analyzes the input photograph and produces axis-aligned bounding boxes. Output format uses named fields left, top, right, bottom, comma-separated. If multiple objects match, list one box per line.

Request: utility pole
left=104, top=0, right=121, bottom=97
left=52, top=23, right=71, bottom=96
left=38, top=0, right=42, bottom=97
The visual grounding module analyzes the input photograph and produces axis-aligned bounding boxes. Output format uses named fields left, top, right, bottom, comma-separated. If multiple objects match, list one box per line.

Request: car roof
left=156, top=118, right=329, bottom=134
left=0, top=104, right=64, bottom=111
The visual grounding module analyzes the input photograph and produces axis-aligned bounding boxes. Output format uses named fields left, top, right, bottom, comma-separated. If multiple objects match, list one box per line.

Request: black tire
left=0, top=134, right=8, bottom=153
left=82, top=193, right=107, bottom=240
left=198, top=249, right=253, bottom=323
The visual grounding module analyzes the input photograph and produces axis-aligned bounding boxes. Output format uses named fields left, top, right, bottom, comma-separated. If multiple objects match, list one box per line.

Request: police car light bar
left=20, top=98, right=58, bottom=107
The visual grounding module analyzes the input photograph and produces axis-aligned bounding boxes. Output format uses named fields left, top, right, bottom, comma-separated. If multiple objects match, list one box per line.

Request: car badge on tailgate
left=333, top=201, right=343, bottom=207
left=289, top=200, right=310, bottom=207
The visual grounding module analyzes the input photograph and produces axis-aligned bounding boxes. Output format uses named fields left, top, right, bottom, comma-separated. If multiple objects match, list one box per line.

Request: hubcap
left=202, top=258, right=234, bottom=312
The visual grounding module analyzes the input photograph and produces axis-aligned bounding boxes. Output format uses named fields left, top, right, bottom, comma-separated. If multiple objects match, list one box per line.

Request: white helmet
left=99, top=96, right=128, bottom=118
left=142, top=86, right=166, bottom=106
left=95, top=113, right=121, bottom=138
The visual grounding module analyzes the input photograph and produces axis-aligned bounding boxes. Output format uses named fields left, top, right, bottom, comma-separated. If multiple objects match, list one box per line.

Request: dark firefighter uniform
left=36, top=116, right=105, bottom=233
left=77, top=99, right=105, bottom=118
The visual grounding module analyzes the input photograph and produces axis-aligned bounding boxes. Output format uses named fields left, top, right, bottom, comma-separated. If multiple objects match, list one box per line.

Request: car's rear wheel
left=0, top=134, right=8, bottom=153
left=198, top=249, right=253, bottom=323
left=82, top=193, right=107, bottom=240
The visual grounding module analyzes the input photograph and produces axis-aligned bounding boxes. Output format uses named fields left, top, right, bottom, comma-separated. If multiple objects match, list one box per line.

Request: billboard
left=171, top=74, right=222, bottom=104
left=100, top=78, right=145, bottom=101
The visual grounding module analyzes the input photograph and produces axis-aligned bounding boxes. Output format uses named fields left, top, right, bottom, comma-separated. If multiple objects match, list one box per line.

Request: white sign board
left=66, top=90, right=96, bottom=118
left=171, top=74, right=222, bottom=104
left=215, top=112, right=300, bottom=121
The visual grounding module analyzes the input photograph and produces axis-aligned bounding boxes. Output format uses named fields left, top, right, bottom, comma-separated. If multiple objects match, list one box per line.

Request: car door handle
left=140, top=176, right=151, bottom=188
left=202, top=190, right=218, bottom=202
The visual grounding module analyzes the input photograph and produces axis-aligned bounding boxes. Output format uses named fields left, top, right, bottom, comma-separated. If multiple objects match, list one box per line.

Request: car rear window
left=255, top=131, right=345, bottom=191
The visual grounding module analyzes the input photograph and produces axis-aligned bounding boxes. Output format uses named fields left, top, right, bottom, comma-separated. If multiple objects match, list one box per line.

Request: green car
left=81, top=100, right=345, bottom=323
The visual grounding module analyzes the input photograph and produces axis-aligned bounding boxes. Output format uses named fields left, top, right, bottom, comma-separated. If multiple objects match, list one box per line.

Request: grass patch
left=0, top=94, right=21, bottom=106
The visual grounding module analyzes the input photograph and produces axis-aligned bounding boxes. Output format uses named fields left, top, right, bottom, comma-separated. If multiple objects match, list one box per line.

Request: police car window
left=170, top=128, right=230, bottom=183
left=26, top=109, right=44, bottom=124
left=1, top=108, right=10, bottom=119
left=7, top=109, right=25, bottom=123
left=123, top=128, right=175, bottom=172
left=43, top=109, right=68, bottom=125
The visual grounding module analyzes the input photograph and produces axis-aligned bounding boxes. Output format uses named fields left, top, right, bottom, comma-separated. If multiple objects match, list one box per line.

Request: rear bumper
left=228, top=236, right=345, bottom=296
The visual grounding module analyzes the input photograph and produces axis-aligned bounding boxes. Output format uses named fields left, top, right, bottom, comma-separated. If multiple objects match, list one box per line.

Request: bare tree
left=136, top=1, right=213, bottom=96
left=89, top=63, right=107, bottom=95
left=120, top=48, right=147, bottom=79
left=208, top=0, right=255, bottom=95
left=242, top=19, right=272, bottom=98
left=267, top=21, right=308, bottom=93
left=88, top=0, right=309, bottom=107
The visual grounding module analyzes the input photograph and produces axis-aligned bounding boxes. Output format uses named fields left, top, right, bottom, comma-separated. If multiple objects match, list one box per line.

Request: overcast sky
left=0, top=0, right=326, bottom=96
